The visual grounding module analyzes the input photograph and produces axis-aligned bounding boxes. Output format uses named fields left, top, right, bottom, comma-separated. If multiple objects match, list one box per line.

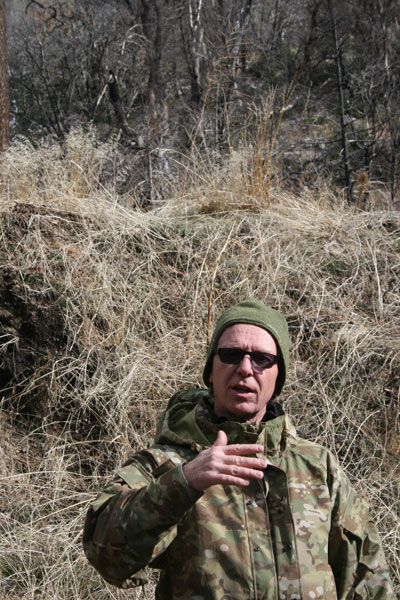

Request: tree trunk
left=0, top=0, right=9, bottom=152
left=328, top=0, right=353, bottom=203
left=140, top=0, right=164, bottom=109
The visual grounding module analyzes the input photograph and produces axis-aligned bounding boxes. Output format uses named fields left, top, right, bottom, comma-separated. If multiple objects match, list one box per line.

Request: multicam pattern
left=83, top=389, right=395, bottom=599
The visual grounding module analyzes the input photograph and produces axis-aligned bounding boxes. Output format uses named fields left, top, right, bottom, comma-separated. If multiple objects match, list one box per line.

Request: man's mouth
left=232, top=385, right=253, bottom=393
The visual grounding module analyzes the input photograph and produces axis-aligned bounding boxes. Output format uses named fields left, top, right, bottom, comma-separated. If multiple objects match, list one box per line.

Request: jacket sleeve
left=82, top=449, right=202, bottom=588
left=327, top=452, right=395, bottom=599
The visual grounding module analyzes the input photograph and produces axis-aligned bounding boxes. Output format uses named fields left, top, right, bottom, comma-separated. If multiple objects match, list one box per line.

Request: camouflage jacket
left=83, top=389, right=395, bottom=600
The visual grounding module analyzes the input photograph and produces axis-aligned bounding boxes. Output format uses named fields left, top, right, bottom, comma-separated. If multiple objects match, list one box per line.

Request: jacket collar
left=196, top=396, right=296, bottom=457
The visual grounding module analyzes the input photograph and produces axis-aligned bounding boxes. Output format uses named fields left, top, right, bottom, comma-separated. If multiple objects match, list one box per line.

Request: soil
left=0, top=265, right=66, bottom=393
left=0, top=203, right=80, bottom=404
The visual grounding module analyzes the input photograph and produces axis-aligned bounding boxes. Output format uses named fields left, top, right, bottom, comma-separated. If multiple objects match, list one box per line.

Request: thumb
left=213, top=430, right=228, bottom=447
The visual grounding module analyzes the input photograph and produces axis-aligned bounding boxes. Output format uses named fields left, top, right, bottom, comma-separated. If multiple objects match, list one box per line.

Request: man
left=83, top=299, right=395, bottom=599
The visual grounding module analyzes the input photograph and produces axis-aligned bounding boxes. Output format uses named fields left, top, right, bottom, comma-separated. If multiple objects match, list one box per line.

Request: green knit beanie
left=203, top=299, right=289, bottom=398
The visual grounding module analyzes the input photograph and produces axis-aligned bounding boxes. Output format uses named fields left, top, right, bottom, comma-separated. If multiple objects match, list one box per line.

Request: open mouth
left=233, top=385, right=253, bottom=394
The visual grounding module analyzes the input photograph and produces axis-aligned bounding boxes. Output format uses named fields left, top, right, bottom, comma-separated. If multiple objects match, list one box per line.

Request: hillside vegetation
left=5, top=0, right=400, bottom=206
left=0, top=129, right=399, bottom=599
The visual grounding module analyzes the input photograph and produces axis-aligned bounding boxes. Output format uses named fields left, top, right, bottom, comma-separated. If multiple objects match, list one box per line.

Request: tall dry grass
left=0, top=129, right=399, bottom=599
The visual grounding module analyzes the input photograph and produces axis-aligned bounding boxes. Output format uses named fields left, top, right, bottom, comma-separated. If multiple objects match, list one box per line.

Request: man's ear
left=209, top=371, right=213, bottom=383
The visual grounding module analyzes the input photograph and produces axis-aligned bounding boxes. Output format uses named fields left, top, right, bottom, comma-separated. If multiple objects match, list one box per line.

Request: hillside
left=0, top=132, right=399, bottom=599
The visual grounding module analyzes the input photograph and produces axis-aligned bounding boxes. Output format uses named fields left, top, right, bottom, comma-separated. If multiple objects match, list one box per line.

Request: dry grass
left=0, top=129, right=399, bottom=598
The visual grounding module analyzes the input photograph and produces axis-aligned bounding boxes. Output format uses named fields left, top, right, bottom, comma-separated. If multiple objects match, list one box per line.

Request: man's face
left=209, top=323, right=278, bottom=423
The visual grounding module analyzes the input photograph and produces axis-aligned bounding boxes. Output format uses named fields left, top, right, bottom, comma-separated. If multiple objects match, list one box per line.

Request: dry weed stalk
left=0, top=130, right=399, bottom=598
left=207, top=225, right=234, bottom=344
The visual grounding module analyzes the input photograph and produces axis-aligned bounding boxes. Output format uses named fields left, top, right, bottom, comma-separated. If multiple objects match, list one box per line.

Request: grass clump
left=0, top=126, right=121, bottom=209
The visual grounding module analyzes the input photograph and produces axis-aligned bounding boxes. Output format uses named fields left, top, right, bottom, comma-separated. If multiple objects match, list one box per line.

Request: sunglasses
left=217, top=348, right=278, bottom=372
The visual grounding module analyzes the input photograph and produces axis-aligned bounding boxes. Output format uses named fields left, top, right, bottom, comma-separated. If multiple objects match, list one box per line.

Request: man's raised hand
left=182, top=430, right=267, bottom=491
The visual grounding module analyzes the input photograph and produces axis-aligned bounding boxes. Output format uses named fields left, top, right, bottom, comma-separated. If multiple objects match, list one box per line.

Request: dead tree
left=328, top=0, right=353, bottom=203
left=0, top=0, right=9, bottom=151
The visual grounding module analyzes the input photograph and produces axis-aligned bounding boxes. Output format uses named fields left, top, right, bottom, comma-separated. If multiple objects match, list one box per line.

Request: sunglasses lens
left=217, top=349, right=277, bottom=370
left=218, top=348, right=243, bottom=364
left=251, top=352, right=276, bottom=369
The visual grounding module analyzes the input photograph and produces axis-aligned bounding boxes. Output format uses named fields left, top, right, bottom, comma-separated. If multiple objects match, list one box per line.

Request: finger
left=225, top=455, right=267, bottom=469
left=224, top=443, right=265, bottom=456
left=227, top=465, right=265, bottom=480
left=218, top=475, right=252, bottom=487
left=217, top=469, right=264, bottom=486
left=213, top=430, right=228, bottom=447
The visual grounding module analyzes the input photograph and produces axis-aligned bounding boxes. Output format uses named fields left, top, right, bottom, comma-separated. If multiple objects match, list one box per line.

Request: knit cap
left=203, top=299, right=289, bottom=398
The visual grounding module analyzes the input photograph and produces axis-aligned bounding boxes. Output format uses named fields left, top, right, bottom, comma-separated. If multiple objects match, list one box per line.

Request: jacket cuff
left=149, top=464, right=203, bottom=521
left=177, top=463, right=200, bottom=493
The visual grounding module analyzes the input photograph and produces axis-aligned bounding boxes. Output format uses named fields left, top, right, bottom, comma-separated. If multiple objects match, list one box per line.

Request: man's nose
left=237, top=353, right=253, bottom=375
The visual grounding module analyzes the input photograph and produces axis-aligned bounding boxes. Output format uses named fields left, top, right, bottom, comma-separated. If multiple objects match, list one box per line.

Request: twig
left=206, top=225, right=234, bottom=344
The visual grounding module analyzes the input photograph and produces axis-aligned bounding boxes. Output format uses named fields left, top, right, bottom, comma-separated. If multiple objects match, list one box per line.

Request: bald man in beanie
left=83, top=300, right=394, bottom=599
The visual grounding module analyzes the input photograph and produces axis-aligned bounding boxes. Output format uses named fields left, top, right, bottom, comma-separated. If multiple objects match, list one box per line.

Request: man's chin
left=226, top=402, right=265, bottom=423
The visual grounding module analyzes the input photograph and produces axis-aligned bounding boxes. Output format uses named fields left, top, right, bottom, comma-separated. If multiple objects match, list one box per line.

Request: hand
left=182, top=430, right=267, bottom=491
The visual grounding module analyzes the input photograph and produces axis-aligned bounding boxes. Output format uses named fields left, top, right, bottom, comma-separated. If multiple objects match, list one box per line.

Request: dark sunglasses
left=217, top=348, right=278, bottom=372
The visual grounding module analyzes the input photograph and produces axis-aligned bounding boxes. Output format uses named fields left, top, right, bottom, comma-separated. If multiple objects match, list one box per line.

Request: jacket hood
left=154, top=389, right=212, bottom=448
